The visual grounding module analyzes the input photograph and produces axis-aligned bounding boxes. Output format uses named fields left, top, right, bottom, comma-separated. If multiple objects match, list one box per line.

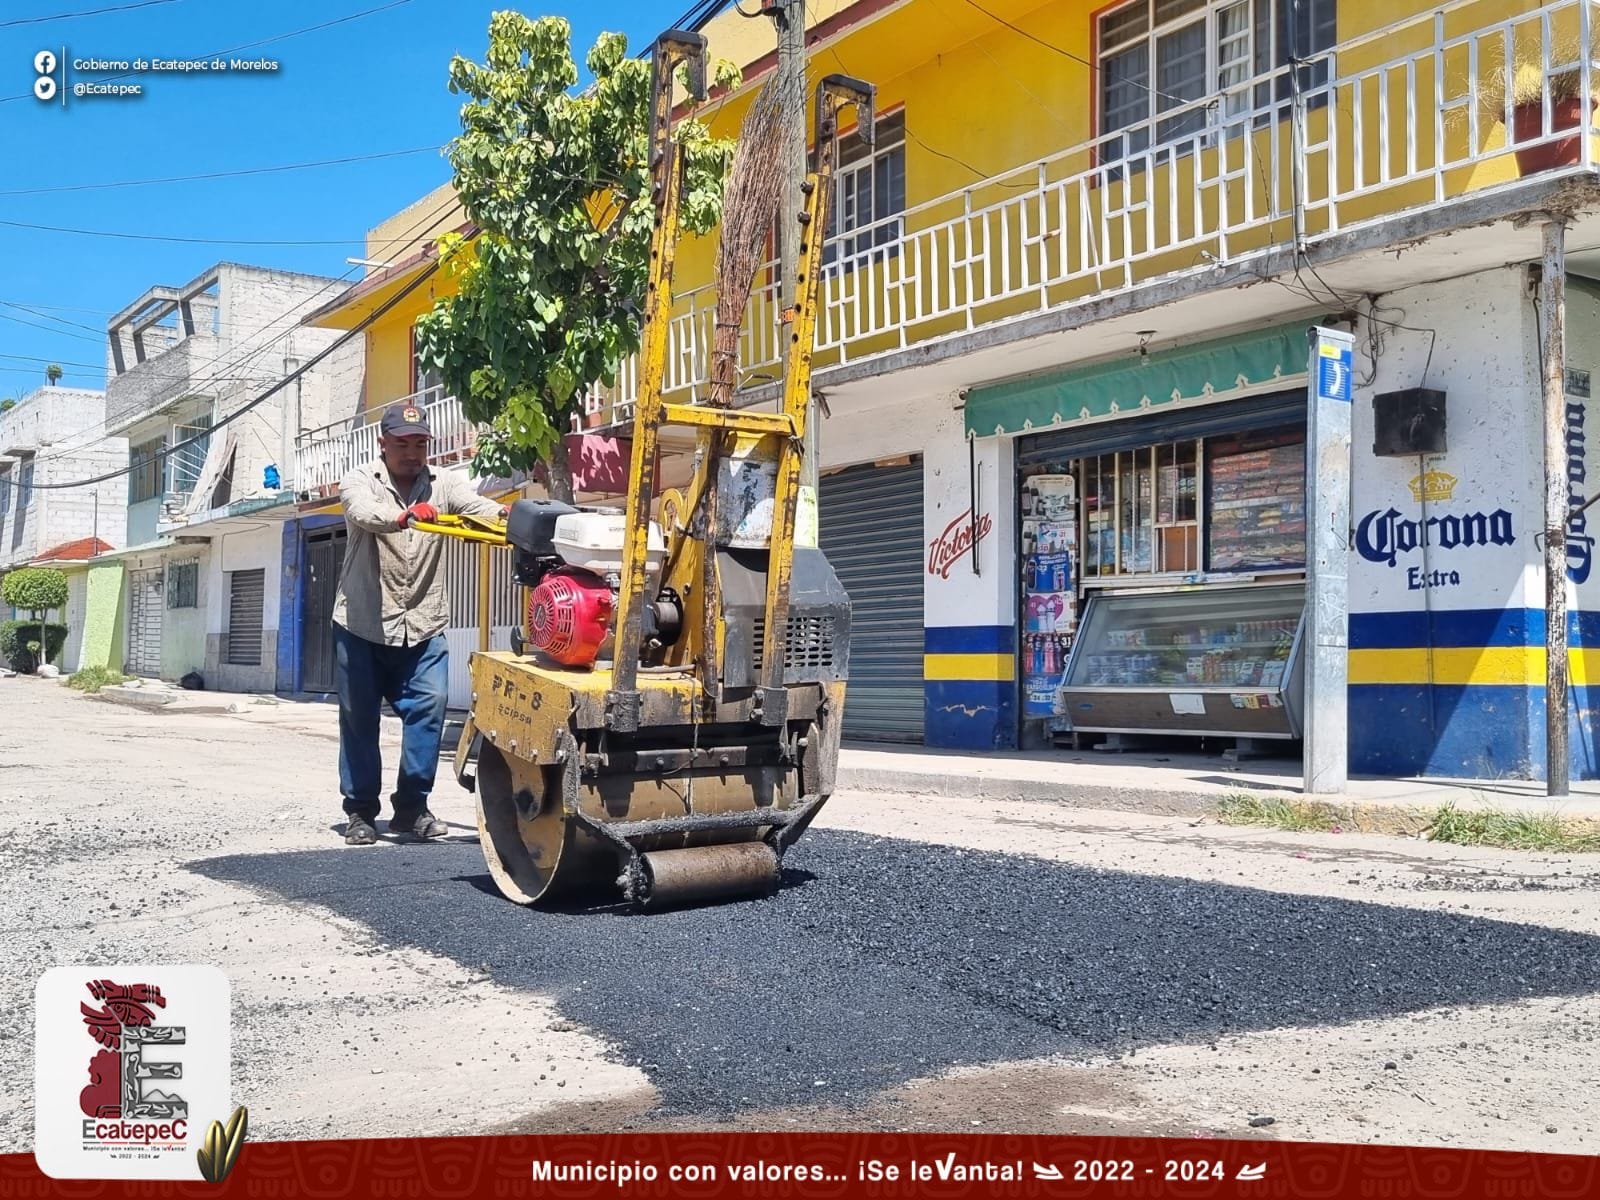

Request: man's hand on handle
left=397, top=502, right=439, bottom=528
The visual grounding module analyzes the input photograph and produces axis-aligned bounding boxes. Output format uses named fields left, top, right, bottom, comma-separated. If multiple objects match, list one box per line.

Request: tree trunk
left=546, top=432, right=575, bottom=504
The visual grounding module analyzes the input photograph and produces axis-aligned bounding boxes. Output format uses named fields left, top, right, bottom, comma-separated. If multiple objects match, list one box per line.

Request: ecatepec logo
left=35, top=965, right=231, bottom=1181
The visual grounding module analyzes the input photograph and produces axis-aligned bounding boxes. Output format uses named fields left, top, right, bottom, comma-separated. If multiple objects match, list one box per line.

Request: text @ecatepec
left=31, top=51, right=280, bottom=103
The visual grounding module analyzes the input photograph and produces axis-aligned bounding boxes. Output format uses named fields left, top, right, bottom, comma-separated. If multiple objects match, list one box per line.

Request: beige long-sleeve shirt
left=332, top=460, right=506, bottom=646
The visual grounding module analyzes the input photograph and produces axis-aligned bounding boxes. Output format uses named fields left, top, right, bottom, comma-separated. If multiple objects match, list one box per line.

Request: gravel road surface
left=2, top=680, right=1597, bottom=1152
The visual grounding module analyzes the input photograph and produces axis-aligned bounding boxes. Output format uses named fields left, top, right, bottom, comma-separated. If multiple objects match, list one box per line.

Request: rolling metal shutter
left=127, top=568, right=163, bottom=678
left=226, top=569, right=266, bottom=667
left=819, top=459, right=924, bottom=742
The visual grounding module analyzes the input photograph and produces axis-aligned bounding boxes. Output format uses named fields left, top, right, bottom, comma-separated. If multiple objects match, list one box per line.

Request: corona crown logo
left=1408, top=470, right=1456, bottom=503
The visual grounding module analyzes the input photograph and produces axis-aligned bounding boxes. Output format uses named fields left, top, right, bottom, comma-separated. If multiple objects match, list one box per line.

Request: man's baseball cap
left=380, top=401, right=431, bottom=438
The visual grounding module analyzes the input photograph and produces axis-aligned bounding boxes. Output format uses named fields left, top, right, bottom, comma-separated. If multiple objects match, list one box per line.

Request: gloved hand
left=397, top=502, right=439, bottom=528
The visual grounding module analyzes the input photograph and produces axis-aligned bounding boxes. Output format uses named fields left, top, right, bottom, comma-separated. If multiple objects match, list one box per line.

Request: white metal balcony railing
left=294, top=386, right=473, bottom=497
left=298, top=0, right=1600, bottom=470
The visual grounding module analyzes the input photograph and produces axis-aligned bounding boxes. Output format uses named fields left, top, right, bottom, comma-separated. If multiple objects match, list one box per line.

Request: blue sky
left=0, top=0, right=699, bottom=398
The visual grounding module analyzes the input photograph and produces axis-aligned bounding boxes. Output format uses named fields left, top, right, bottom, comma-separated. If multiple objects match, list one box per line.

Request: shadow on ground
left=192, top=829, right=1600, bottom=1115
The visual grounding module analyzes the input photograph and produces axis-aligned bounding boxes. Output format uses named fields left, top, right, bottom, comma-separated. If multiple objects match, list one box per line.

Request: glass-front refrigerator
left=1057, top=581, right=1307, bottom=739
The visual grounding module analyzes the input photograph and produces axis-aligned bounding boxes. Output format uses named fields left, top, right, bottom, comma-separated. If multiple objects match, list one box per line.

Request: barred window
left=166, top=558, right=199, bottom=609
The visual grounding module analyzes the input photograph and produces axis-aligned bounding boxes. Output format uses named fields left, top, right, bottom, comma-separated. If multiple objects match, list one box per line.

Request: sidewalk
left=836, top=743, right=1600, bottom=823
left=84, top=678, right=1600, bottom=824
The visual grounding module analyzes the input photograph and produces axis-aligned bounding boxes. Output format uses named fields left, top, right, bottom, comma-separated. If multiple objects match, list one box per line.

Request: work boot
left=389, top=810, right=447, bottom=841
left=344, top=815, right=378, bottom=846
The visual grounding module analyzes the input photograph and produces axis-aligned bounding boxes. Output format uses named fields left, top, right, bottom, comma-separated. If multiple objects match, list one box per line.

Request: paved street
left=2, top=678, right=1598, bottom=1152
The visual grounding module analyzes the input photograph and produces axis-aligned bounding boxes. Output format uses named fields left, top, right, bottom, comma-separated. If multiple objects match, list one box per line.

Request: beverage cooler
left=1057, top=580, right=1307, bottom=739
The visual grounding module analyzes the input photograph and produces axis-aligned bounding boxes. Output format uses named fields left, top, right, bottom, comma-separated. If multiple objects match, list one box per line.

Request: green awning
left=964, top=321, right=1311, bottom=438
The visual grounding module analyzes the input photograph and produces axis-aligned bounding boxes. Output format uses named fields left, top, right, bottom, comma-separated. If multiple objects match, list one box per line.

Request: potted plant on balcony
left=1478, top=30, right=1599, bottom=176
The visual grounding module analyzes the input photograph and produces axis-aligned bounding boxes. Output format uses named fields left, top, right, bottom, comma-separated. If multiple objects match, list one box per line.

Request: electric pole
left=769, top=0, right=818, bottom=536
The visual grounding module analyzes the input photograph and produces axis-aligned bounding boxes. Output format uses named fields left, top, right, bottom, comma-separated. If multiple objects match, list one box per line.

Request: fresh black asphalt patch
left=194, top=830, right=1600, bottom=1116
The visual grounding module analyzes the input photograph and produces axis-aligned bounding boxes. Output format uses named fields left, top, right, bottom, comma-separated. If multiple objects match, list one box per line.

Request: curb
left=835, top=767, right=1600, bottom=838
left=835, top=766, right=1217, bottom=818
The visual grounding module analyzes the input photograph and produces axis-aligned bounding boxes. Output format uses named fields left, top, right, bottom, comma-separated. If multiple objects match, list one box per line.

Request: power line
left=0, top=0, right=180, bottom=28
left=823, top=48, right=1030, bottom=190
left=0, top=308, right=106, bottom=346
left=3, top=248, right=460, bottom=492
left=0, top=146, right=442, bottom=198
left=0, top=300, right=105, bottom=336
left=0, top=218, right=371, bottom=247
left=20, top=192, right=464, bottom=464
left=0, top=0, right=419, bottom=104
left=957, top=0, right=1190, bottom=109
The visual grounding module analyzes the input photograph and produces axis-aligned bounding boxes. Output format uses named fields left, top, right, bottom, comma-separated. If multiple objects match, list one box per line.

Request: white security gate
left=62, top=572, right=88, bottom=673
left=442, top=539, right=518, bottom=709
left=226, top=568, right=266, bottom=667
left=127, top=568, right=164, bottom=678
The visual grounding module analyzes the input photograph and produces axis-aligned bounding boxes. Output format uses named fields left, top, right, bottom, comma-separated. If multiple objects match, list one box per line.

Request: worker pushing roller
left=409, top=31, right=874, bottom=910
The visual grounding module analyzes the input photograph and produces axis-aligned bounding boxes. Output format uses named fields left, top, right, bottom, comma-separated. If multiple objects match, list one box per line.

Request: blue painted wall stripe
left=1350, top=608, right=1600, bottom=649
left=925, top=625, right=1015, bottom=654
left=925, top=679, right=1017, bottom=751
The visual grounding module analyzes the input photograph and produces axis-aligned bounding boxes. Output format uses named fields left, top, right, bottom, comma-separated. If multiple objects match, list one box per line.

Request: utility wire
left=957, top=0, right=1191, bottom=108
left=0, top=299, right=106, bottom=336
left=0, top=248, right=460, bottom=492
left=0, top=0, right=419, bottom=103
left=16, top=192, right=464, bottom=465
left=0, top=218, right=375, bottom=247
left=0, top=0, right=179, bottom=28
left=0, top=146, right=442, bottom=198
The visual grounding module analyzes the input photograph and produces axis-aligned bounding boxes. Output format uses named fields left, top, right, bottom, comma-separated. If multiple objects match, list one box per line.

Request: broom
left=709, top=82, right=785, bottom=408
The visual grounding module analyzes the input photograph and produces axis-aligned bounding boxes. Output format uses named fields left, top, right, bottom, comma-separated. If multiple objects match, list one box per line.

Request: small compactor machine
left=418, top=32, right=874, bottom=911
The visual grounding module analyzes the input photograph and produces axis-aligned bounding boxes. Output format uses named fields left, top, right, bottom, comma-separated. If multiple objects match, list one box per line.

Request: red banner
left=2, top=1134, right=1596, bottom=1198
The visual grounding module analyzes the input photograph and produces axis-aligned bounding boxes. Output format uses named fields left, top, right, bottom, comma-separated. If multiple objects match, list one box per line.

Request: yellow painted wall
left=345, top=0, right=1546, bottom=407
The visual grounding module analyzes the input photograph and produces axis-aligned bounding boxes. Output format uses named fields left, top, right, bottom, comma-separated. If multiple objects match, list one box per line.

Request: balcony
left=302, top=0, right=1600, bottom=465
left=104, top=333, right=223, bottom=437
left=293, top=386, right=475, bottom=499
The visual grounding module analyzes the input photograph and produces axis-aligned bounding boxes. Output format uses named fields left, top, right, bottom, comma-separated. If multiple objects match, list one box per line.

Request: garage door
left=819, top=459, right=924, bottom=742
left=127, top=568, right=163, bottom=678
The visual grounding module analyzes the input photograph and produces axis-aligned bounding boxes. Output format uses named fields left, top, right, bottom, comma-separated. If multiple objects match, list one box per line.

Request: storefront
left=1016, top=389, right=1311, bottom=745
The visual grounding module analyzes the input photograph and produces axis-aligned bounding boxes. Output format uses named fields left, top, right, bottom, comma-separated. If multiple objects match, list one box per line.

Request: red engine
left=525, top=567, right=614, bottom=668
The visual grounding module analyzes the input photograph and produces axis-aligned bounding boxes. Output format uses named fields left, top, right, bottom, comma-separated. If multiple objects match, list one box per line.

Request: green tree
left=0, top=398, right=16, bottom=414
left=2, top=566, right=68, bottom=670
left=415, top=13, right=737, bottom=500
left=45, top=363, right=62, bottom=386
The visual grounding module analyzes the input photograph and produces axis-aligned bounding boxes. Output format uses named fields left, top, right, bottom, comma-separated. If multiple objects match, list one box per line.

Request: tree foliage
left=416, top=13, right=738, bottom=497
left=3, top=566, right=67, bottom=614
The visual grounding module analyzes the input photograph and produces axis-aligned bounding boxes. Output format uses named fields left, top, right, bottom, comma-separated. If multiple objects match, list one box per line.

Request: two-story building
left=0, top=386, right=126, bottom=673
left=292, top=0, right=1600, bottom=782
left=89, top=262, right=361, bottom=690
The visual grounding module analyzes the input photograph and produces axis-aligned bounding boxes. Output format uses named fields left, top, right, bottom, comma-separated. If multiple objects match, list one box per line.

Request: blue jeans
left=334, top=625, right=449, bottom=824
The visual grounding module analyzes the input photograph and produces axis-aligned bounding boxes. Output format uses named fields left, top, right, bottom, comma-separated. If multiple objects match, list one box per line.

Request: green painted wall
left=81, top=563, right=125, bottom=672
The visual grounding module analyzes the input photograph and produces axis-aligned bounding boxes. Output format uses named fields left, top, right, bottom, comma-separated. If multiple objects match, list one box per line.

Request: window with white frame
left=823, top=110, right=906, bottom=270
left=166, top=415, right=212, bottom=499
left=0, top=465, right=10, bottom=518
left=1097, top=0, right=1337, bottom=159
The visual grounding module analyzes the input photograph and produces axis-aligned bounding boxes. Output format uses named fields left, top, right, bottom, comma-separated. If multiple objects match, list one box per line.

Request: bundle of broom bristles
left=709, top=81, right=785, bottom=408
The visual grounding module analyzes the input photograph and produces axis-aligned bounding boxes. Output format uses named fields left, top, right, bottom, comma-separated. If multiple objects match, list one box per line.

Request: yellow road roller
left=418, top=34, right=873, bottom=910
